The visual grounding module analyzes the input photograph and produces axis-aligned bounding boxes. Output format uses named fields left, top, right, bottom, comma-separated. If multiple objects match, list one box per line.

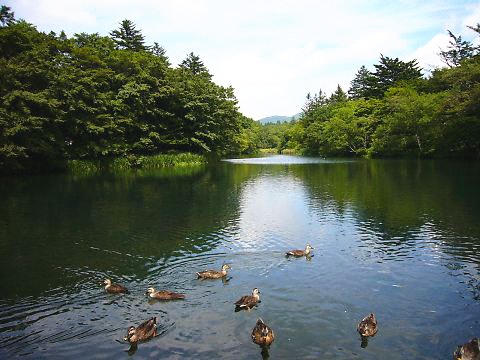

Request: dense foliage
left=0, top=10, right=258, bottom=173
left=1, top=6, right=479, bottom=172
left=284, top=25, right=480, bottom=158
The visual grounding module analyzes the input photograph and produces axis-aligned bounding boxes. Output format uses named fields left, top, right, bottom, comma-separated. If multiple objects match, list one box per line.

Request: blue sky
left=6, top=0, right=480, bottom=119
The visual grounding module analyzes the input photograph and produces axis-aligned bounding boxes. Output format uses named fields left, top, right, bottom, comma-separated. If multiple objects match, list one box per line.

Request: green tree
left=329, top=84, right=348, bottom=103
left=179, top=52, right=211, bottom=77
left=429, top=56, right=480, bottom=157
left=368, top=55, right=423, bottom=99
left=370, top=86, right=445, bottom=157
left=0, top=21, right=66, bottom=171
left=348, top=65, right=375, bottom=99
left=0, top=5, right=15, bottom=27
left=151, top=42, right=170, bottom=65
left=110, top=19, right=147, bottom=51
left=439, top=30, right=475, bottom=68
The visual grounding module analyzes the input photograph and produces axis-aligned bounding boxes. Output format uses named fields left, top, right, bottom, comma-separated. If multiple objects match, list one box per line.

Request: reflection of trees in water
left=294, top=160, right=480, bottom=246
left=294, top=159, right=480, bottom=299
left=0, top=163, right=263, bottom=297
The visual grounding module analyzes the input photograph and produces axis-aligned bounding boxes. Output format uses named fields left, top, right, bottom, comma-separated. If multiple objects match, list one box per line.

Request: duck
left=251, top=318, right=275, bottom=347
left=145, top=287, right=185, bottom=300
left=123, top=317, right=157, bottom=344
left=454, top=338, right=480, bottom=360
left=235, top=288, right=261, bottom=311
left=196, top=264, right=231, bottom=279
left=357, top=313, right=378, bottom=337
left=285, top=244, right=314, bottom=257
left=102, top=279, right=129, bottom=294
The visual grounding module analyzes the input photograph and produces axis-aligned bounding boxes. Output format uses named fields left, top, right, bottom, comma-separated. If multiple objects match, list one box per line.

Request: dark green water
left=0, top=156, right=479, bottom=359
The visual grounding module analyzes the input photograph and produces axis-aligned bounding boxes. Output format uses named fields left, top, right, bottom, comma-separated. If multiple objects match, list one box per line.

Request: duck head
left=305, top=245, right=314, bottom=253
left=222, top=264, right=231, bottom=271
left=252, top=288, right=260, bottom=298
left=103, top=279, right=112, bottom=286
left=145, top=287, right=156, bottom=296
left=123, top=326, right=136, bottom=342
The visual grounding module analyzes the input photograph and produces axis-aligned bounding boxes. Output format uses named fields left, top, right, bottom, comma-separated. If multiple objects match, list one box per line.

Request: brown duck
left=251, top=318, right=275, bottom=347
left=454, top=338, right=480, bottom=360
left=196, top=264, right=231, bottom=279
left=286, top=244, right=314, bottom=257
left=145, top=287, right=185, bottom=300
left=357, top=313, right=378, bottom=337
left=235, top=288, right=261, bottom=311
left=123, top=317, right=157, bottom=344
left=103, top=279, right=129, bottom=294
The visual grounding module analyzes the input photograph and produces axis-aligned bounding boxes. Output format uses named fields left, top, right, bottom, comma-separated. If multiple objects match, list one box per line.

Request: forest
left=265, top=26, right=480, bottom=158
left=0, top=7, right=259, bottom=173
left=1, top=5, right=479, bottom=174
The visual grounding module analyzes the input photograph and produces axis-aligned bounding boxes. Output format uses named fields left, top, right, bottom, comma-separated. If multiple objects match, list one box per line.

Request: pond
left=0, top=156, right=479, bottom=359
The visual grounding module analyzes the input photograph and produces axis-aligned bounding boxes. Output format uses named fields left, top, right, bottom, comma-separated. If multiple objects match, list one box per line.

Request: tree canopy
left=1, top=10, right=479, bottom=174
left=0, top=15, right=258, bottom=173
left=283, top=26, right=480, bottom=158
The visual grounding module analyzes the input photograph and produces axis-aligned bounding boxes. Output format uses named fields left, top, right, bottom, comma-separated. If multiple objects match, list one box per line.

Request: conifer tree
left=110, top=19, right=147, bottom=51
left=0, top=5, right=15, bottom=26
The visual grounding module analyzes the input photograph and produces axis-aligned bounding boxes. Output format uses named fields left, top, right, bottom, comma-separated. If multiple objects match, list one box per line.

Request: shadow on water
left=260, top=345, right=271, bottom=359
left=0, top=156, right=479, bottom=359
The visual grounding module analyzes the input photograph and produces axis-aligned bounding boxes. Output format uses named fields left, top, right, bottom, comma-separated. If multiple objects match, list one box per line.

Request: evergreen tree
left=110, top=19, right=147, bottom=51
left=302, top=90, right=328, bottom=114
left=151, top=42, right=170, bottom=65
left=439, top=30, right=475, bottom=68
left=0, top=5, right=15, bottom=27
left=348, top=65, right=374, bottom=99
left=368, top=54, right=422, bottom=98
left=329, top=84, right=348, bottom=103
left=179, top=52, right=210, bottom=77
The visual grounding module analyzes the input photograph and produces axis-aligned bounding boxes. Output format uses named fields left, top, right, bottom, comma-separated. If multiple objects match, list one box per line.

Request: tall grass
left=67, top=153, right=206, bottom=175
left=280, top=148, right=298, bottom=155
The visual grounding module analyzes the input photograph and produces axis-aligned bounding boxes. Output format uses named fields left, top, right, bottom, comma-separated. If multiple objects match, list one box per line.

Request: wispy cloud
left=6, top=0, right=480, bottom=119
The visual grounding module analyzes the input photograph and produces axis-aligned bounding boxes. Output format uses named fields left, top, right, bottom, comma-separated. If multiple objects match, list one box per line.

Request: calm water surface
left=0, top=156, right=479, bottom=359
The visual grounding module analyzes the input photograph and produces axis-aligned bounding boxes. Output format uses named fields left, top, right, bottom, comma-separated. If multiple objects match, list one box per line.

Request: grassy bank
left=258, top=148, right=299, bottom=155
left=67, top=153, right=206, bottom=175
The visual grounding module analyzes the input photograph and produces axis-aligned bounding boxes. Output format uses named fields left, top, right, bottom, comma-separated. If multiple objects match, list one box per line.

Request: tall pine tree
left=110, top=19, right=147, bottom=51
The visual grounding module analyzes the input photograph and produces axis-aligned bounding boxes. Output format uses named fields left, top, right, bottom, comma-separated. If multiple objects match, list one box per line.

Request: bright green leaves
left=370, top=87, right=446, bottom=156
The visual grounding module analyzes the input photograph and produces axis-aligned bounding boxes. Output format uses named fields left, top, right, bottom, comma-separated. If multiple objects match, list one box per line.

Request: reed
left=280, top=148, right=298, bottom=155
left=67, top=153, right=206, bottom=175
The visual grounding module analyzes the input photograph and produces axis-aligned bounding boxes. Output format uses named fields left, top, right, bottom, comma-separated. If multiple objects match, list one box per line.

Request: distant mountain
left=257, top=113, right=301, bottom=124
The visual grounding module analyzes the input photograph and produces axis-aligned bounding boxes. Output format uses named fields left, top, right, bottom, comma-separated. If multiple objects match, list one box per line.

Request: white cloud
left=5, top=0, right=480, bottom=119
left=413, top=33, right=451, bottom=73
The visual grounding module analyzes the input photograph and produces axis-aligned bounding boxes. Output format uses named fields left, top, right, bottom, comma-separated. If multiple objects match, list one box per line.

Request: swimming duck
left=286, top=244, right=314, bottom=257
left=357, top=313, right=378, bottom=337
left=103, top=279, right=129, bottom=294
left=454, top=338, right=480, bottom=360
left=235, top=288, right=261, bottom=311
left=251, top=318, right=275, bottom=347
left=123, top=317, right=157, bottom=344
left=196, top=264, right=231, bottom=279
left=145, top=287, right=185, bottom=300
